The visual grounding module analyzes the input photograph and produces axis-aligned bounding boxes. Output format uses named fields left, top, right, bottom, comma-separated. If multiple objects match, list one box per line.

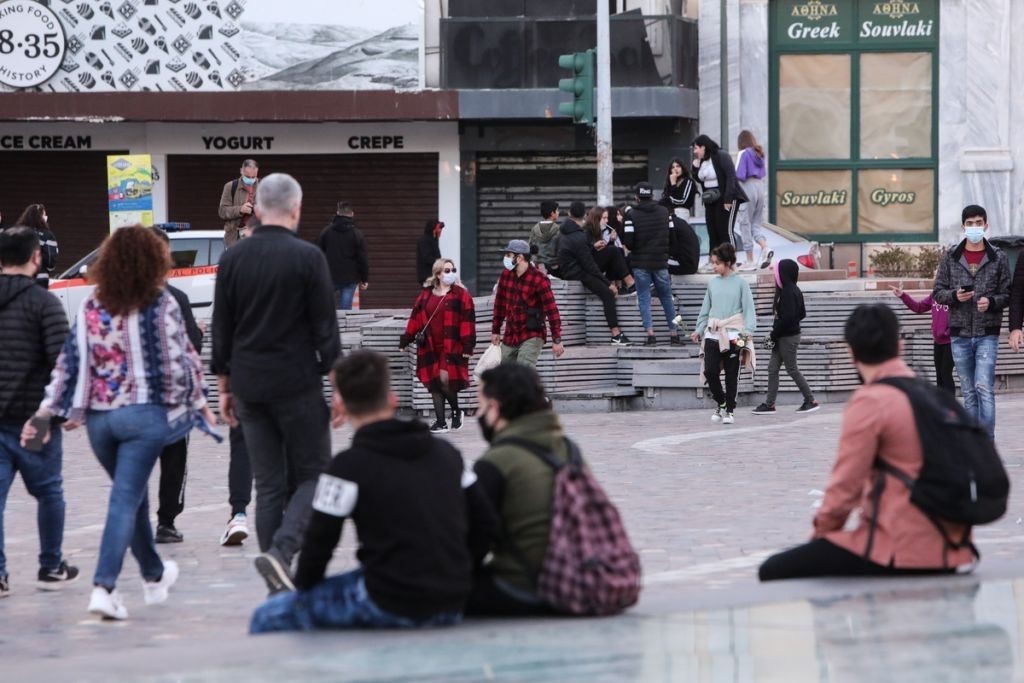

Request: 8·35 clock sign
left=0, top=0, right=66, bottom=88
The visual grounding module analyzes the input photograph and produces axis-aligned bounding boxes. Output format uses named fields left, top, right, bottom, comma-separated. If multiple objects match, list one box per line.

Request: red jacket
left=402, top=285, right=475, bottom=391
left=492, top=265, right=562, bottom=347
left=815, top=359, right=973, bottom=569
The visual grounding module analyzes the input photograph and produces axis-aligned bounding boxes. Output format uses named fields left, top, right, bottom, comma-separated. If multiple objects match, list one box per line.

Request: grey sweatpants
left=737, top=177, right=766, bottom=252
left=765, top=334, right=815, bottom=404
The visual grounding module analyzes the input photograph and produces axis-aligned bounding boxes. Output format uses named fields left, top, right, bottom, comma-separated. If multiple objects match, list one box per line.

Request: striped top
left=42, top=289, right=207, bottom=423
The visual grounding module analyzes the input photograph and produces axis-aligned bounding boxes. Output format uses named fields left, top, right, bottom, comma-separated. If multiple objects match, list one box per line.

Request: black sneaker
left=450, top=411, right=464, bottom=431
left=796, top=400, right=820, bottom=414
left=751, top=402, right=776, bottom=415
left=644, top=335, right=657, bottom=347
left=155, top=524, right=184, bottom=544
left=623, top=284, right=637, bottom=295
left=429, top=420, right=449, bottom=433
left=669, top=335, right=684, bottom=346
left=0, top=574, right=9, bottom=598
left=760, top=249, right=775, bottom=270
left=37, top=560, right=80, bottom=591
left=254, top=552, right=295, bottom=596
left=610, top=333, right=633, bottom=346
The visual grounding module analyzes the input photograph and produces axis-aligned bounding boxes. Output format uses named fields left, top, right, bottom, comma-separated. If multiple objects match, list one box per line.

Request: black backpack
left=867, top=376, right=1010, bottom=559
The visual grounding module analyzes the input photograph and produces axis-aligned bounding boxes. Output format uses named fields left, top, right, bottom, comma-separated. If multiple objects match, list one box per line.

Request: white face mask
left=441, top=272, right=457, bottom=285
left=503, top=256, right=516, bottom=271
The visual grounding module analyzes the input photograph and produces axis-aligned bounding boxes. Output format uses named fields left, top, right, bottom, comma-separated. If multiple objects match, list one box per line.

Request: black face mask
left=478, top=413, right=496, bottom=443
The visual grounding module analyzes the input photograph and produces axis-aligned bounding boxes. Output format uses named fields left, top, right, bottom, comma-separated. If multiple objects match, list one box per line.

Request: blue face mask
left=503, top=256, right=516, bottom=271
left=965, top=227, right=986, bottom=244
left=241, top=176, right=256, bottom=186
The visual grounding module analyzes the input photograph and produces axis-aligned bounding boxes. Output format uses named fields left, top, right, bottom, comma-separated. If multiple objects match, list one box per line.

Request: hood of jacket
left=531, top=220, right=561, bottom=243
left=631, top=200, right=661, bottom=216
left=743, top=149, right=766, bottom=172
left=559, top=219, right=585, bottom=237
left=351, top=417, right=437, bottom=460
left=776, top=259, right=799, bottom=288
left=492, top=409, right=565, bottom=451
left=329, top=214, right=356, bottom=233
left=423, top=219, right=442, bottom=236
left=0, top=274, right=35, bottom=310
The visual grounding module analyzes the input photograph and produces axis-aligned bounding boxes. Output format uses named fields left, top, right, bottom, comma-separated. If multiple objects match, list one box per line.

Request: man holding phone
left=932, top=205, right=1010, bottom=439
left=219, top=158, right=259, bottom=247
left=0, top=226, right=78, bottom=596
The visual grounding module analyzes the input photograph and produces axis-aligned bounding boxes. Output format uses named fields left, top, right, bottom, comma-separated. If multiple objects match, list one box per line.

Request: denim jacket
left=932, top=239, right=1010, bottom=338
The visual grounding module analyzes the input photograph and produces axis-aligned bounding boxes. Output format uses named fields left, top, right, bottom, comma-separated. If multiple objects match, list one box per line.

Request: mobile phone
left=960, top=284, right=975, bottom=292
left=24, top=415, right=51, bottom=453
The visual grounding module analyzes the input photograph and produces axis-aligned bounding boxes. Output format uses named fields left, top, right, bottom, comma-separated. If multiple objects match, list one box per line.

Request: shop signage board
left=776, top=0, right=937, bottom=46
left=107, top=154, right=153, bottom=231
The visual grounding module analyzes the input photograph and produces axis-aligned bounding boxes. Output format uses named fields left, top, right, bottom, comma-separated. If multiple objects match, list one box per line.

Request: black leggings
left=431, top=384, right=460, bottom=424
left=578, top=272, right=619, bottom=329
left=934, top=343, right=955, bottom=396
left=759, top=538, right=955, bottom=581
left=157, top=437, right=188, bottom=527
left=703, top=339, right=740, bottom=412
left=705, top=200, right=737, bottom=250
left=592, top=245, right=631, bottom=281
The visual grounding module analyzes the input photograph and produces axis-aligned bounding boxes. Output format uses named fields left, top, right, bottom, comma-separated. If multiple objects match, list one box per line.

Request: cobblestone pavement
left=6, top=396, right=1024, bottom=680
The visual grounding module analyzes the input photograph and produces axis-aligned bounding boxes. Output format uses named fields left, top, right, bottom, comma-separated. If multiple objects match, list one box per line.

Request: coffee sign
left=776, top=0, right=937, bottom=46
left=0, top=0, right=67, bottom=88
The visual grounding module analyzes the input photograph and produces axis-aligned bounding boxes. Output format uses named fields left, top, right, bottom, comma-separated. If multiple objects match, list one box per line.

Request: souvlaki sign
left=779, top=0, right=937, bottom=44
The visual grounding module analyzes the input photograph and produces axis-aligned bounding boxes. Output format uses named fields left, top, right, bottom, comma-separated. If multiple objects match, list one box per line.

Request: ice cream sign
left=776, top=0, right=937, bottom=46
left=0, top=0, right=67, bottom=88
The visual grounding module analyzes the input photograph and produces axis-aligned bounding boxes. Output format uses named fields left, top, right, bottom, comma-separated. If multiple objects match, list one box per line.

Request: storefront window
left=857, top=169, right=934, bottom=234
left=860, top=52, right=932, bottom=159
left=775, top=170, right=853, bottom=235
left=778, top=54, right=850, bottom=160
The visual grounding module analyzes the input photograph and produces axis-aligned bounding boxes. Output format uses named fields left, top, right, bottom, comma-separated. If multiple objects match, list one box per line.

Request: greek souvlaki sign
left=776, top=0, right=937, bottom=46
left=778, top=188, right=917, bottom=208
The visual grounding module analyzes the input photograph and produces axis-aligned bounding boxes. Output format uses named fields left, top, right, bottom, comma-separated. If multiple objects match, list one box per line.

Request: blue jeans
left=950, top=335, right=998, bottom=438
left=335, top=283, right=358, bottom=310
left=86, top=405, right=170, bottom=588
left=250, top=568, right=462, bottom=634
left=0, top=425, right=65, bottom=576
left=633, top=268, right=677, bottom=333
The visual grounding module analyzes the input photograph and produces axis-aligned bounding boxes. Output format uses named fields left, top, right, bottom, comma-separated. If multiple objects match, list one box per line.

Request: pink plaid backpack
left=504, top=437, right=641, bottom=616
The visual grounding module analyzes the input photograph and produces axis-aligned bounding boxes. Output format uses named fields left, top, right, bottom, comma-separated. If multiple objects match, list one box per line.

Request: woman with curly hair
left=22, top=226, right=216, bottom=621
left=15, top=203, right=59, bottom=289
left=400, top=258, right=475, bottom=433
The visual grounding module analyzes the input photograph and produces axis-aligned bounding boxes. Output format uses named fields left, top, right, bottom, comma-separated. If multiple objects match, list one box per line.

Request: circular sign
left=0, top=0, right=67, bottom=88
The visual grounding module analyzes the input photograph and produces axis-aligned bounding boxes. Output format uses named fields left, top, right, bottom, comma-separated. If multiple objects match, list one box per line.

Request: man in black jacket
left=622, top=182, right=682, bottom=346
left=557, top=202, right=632, bottom=346
left=0, top=227, right=78, bottom=595
left=249, top=351, right=496, bottom=633
left=152, top=229, right=205, bottom=544
left=416, top=219, right=443, bottom=285
left=317, top=201, right=369, bottom=310
left=212, top=173, right=341, bottom=594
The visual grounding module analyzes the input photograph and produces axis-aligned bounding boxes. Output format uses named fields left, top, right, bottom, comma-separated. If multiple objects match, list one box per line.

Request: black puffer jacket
left=0, top=275, right=69, bottom=423
left=668, top=215, right=700, bottom=276
left=933, top=239, right=1011, bottom=338
left=557, top=220, right=607, bottom=283
left=317, top=215, right=369, bottom=286
left=621, top=200, right=672, bottom=271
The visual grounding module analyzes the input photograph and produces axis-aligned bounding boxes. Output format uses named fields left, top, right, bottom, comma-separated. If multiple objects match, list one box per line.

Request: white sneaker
left=722, top=412, right=735, bottom=425
left=220, top=513, right=249, bottom=547
left=711, top=404, right=725, bottom=423
left=88, top=586, right=128, bottom=620
left=143, top=560, right=179, bottom=606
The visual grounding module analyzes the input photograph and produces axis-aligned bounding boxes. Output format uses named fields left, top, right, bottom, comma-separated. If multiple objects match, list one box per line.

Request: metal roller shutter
left=475, top=151, right=648, bottom=287
left=0, top=150, right=128, bottom=272
left=167, top=153, right=438, bottom=309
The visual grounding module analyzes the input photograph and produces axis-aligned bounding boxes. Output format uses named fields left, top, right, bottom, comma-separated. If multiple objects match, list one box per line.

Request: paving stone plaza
left=6, top=395, right=1024, bottom=681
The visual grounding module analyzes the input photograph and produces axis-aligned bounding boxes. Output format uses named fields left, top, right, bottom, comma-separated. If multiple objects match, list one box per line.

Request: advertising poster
left=107, top=154, right=153, bottom=231
left=0, top=0, right=420, bottom=93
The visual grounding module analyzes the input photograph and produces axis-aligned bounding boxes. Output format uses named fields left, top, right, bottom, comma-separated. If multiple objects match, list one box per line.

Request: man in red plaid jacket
left=490, top=240, right=564, bottom=367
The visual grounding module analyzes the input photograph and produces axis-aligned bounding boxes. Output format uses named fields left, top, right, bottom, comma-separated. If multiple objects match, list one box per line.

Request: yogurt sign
left=0, top=0, right=66, bottom=88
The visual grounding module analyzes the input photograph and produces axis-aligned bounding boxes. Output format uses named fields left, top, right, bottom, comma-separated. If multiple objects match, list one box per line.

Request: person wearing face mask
left=218, top=158, right=259, bottom=247
left=14, top=204, right=58, bottom=289
left=465, top=363, right=575, bottom=615
left=400, top=258, right=476, bottom=433
left=490, top=240, right=564, bottom=368
left=933, top=205, right=1009, bottom=439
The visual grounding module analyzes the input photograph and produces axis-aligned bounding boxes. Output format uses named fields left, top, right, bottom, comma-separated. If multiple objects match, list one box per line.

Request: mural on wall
left=0, top=0, right=420, bottom=92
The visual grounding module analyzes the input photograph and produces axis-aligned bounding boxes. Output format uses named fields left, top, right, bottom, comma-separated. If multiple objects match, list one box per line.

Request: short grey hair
left=241, top=158, right=258, bottom=169
left=255, top=173, right=302, bottom=216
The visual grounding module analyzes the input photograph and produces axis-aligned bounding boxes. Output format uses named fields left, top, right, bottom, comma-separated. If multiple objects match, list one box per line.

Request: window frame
left=768, top=3, right=939, bottom=243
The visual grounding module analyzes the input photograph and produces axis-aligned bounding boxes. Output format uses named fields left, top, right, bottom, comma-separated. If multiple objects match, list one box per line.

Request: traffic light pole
left=595, top=1, right=613, bottom=207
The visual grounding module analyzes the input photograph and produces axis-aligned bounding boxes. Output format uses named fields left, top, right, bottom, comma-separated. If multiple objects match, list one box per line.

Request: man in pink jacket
left=759, top=304, right=975, bottom=580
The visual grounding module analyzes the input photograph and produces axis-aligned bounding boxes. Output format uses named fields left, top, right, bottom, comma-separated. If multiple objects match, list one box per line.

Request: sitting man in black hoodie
left=317, top=201, right=369, bottom=310
left=557, top=201, right=633, bottom=346
left=249, top=350, right=497, bottom=634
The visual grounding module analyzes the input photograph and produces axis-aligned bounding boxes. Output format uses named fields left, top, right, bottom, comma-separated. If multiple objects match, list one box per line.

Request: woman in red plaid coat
left=400, top=258, right=476, bottom=433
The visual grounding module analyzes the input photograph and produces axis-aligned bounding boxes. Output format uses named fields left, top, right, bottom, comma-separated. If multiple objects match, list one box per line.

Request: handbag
left=701, top=187, right=722, bottom=204
left=415, top=291, right=448, bottom=347
left=474, top=343, right=502, bottom=378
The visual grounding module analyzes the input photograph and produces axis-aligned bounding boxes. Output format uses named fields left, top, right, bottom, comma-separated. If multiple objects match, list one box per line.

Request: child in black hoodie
left=752, top=259, right=819, bottom=414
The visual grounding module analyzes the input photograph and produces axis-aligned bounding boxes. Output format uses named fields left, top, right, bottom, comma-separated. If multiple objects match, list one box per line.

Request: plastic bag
left=474, top=344, right=502, bottom=378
